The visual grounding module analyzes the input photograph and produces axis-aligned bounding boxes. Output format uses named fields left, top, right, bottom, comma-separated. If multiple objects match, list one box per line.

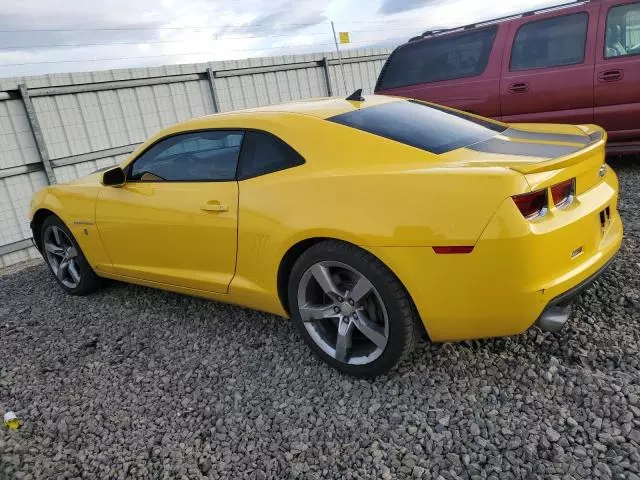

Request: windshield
left=328, top=100, right=506, bottom=154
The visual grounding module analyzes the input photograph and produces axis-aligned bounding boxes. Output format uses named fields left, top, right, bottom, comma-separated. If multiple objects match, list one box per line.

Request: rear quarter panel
left=231, top=118, right=528, bottom=312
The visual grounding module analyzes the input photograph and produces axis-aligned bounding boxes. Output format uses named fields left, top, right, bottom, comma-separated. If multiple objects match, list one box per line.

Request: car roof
left=135, top=94, right=406, bottom=152
left=202, top=94, right=403, bottom=121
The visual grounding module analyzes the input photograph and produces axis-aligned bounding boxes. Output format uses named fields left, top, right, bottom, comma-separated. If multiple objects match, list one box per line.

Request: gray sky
left=0, top=0, right=564, bottom=77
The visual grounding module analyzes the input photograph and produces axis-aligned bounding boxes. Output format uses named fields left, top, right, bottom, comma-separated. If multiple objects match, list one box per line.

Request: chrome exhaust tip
left=535, top=304, right=572, bottom=333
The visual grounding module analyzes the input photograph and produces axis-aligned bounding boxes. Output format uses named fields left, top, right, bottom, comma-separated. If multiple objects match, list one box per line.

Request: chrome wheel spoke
left=56, top=259, right=69, bottom=282
left=52, top=226, right=62, bottom=246
left=68, top=260, right=81, bottom=283
left=353, top=310, right=387, bottom=349
left=299, top=304, right=339, bottom=322
left=350, top=275, right=374, bottom=303
left=298, top=260, right=389, bottom=366
left=310, top=264, right=343, bottom=300
left=335, top=319, right=354, bottom=362
left=44, top=225, right=82, bottom=288
left=44, top=242, right=65, bottom=257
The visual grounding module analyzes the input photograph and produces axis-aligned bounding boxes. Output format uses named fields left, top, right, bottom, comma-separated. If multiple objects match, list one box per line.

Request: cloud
left=215, top=0, right=328, bottom=37
left=0, top=0, right=559, bottom=77
left=378, top=0, right=442, bottom=15
left=0, top=1, right=170, bottom=47
left=0, top=0, right=331, bottom=76
left=0, top=16, right=164, bottom=54
left=365, top=36, right=408, bottom=50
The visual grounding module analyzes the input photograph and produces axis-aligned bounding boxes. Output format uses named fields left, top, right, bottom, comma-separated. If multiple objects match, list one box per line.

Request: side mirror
left=102, top=167, right=126, bottom=187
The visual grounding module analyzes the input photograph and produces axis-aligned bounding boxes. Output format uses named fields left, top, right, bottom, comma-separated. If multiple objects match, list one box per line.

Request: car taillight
left=512, top=189, right=548, bottom=220
left=551, top=178, right=575, bottom=208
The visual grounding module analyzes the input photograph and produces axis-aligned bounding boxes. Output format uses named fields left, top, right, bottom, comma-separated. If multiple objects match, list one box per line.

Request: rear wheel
left=40, top=215, right=101, bottom=295
left=288, top=240, right=420, bottom=377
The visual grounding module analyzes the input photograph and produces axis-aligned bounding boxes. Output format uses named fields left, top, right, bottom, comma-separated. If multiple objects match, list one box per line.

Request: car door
left=595, top=0, right=640, bottom=143
left=500, top=6, right=599, bottom=124
left=95, top=129, right=243, bottom=293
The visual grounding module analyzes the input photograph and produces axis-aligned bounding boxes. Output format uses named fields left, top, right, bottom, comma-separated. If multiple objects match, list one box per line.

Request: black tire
left=288, top=240, right=420, bottom=378
left=40, top=215, right=102, bottom=295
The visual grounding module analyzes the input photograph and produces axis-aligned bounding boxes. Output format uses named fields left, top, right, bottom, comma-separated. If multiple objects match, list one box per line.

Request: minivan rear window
left=377, top=27, right=498, bottom=90
left=328, top=100, right=506, bottom=154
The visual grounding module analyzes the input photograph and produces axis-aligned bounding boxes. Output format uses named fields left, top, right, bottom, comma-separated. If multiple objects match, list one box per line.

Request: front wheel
left=40, top=215, right=101, bottom=295
left=288, top=240, right=420, bottom=377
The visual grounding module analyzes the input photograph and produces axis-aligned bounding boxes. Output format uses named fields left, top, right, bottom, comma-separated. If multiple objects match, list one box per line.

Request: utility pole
left=331, top=21, right=348, bottom=95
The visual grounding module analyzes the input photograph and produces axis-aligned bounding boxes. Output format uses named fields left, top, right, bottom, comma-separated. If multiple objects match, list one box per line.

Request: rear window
left=377, top=27, right=497, bottom=90
left=328, top=100, right=506, bottom=154
left=510, top=13, right=589, bottom=71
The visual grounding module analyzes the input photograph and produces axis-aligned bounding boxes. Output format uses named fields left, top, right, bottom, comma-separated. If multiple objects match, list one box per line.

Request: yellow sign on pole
left=339, top=32, right=350, bottom=44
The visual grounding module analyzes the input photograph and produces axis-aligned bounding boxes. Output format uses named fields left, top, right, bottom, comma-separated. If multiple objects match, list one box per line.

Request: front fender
left=29, top=184, right=112, bottom=273
left=29, top=187, right=56, bottom=221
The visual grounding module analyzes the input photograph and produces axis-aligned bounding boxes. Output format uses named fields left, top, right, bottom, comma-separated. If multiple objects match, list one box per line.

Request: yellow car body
left=30, top=95, right=622, bottom=348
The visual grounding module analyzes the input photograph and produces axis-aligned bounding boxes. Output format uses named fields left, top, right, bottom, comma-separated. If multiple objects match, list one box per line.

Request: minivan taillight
left=551, top=178, right=575, bottom=208
left=512, top=189, right=548, bottom=220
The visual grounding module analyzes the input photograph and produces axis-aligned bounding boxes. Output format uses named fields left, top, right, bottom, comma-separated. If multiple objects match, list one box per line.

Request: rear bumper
left=546, top=253, right=616, bottom=308
left=534, top=254, right=615, bottom=332
left=368, top=168, right=623, bottom=342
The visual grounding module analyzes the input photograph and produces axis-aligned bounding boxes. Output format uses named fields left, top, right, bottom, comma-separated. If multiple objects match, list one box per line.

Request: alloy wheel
left=297, top=261, right=390, bottom=365
left=43, top=226, right=82, bottom=289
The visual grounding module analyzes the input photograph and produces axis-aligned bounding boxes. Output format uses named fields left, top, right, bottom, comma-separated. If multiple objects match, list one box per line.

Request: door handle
left=508, top=82, right=529, bottom=94
left=201, top=201, right=228, bottom=212
left=598, top=69, right=623, bottom=82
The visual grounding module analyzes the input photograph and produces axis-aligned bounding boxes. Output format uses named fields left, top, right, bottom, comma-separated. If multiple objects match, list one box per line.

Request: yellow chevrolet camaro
left=29, top=92, right=622, bottom=377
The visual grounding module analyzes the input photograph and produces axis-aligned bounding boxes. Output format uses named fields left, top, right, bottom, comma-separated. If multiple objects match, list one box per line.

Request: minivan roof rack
left=419, top=28, right=451, bottom=37
left=415, top=0, right=591, bottom=40
left=409, top=28, right=451, bottom=42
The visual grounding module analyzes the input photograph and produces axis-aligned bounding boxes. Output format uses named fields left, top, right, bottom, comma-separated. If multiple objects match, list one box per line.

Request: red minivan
left=375, top=0, right=640, bottom=153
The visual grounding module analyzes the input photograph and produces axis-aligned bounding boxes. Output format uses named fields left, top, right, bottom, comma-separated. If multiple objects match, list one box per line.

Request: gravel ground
left=1, top=160, right=639, bottom=480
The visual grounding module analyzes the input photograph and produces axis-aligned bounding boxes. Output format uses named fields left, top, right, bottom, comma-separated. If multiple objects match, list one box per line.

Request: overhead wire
left=0, top=27, right=417, bottom=51
left=0, top=39, right=391, bottom=67
left=0, top=20, right=410, bottom=70
left=0, top=19, right=417, bottom=33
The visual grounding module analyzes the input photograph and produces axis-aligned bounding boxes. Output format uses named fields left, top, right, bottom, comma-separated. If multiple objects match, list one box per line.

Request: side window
left=605, top=2, right=640, bottom=58
left=510, top=13, right=589, bottom=71
left=128, top=130, right=244, bottom=182
left=237, top=131, right=304, bottom=180
left=377, top=27, right=498, bottom=89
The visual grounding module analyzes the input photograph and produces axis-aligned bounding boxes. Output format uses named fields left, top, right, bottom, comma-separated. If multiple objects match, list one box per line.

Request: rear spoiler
left=508, top=126, right=606, bottom=175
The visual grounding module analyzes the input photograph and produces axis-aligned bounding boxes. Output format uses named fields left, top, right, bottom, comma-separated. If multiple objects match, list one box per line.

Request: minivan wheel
left=288, top=240, right=419, bottom=377
left=40, top=215, right=101, bottom=295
